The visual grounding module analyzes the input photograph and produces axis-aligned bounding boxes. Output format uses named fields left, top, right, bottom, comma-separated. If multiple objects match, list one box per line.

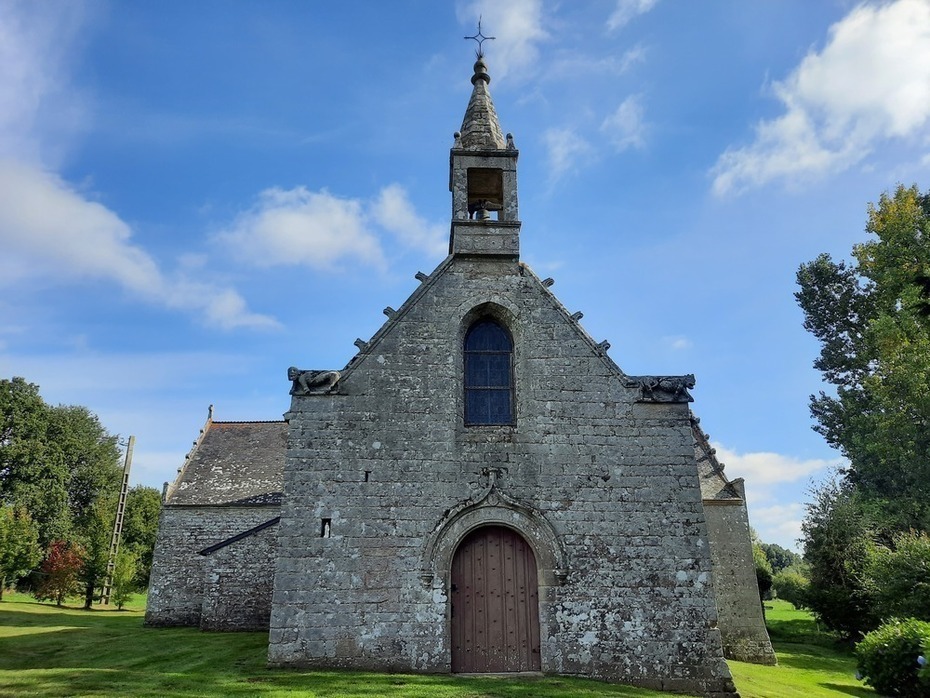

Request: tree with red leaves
left=35, top=540, right=85, bottom=606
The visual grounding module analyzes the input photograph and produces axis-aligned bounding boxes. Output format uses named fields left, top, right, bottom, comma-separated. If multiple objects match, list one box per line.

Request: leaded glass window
left=464, top=320, right=514, bottom=425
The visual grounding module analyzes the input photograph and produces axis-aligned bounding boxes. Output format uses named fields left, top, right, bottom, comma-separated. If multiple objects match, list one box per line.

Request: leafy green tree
left=1, top=377, right=122, bottom=568
left=109, top=547, right=140, bottom=610
left=0, top=505, right=42, bottom=600
left=34, top=540, right=84, bottom=606
left=77, top=498, right=116, bottom=609
left=0, top=378, right=71, bottom=545
left=796, top=184, right=930, bottom=532
left=865, top=530, right=930, bottom=623
left=771, top=565, right=810, bottom=609
left=48, top=405, right=121, bottom=526
left=121, top=486, right=162, bottom=587
left=801, top=478, right=876, bottom=637
left=759, top=542, right=803, bottom=574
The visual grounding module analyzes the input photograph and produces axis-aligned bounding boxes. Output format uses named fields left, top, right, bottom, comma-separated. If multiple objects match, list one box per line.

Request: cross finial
left=464, top=17, right=495, bottom=58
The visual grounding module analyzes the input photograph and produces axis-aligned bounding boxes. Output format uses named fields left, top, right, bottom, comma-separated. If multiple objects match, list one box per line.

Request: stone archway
left=420, top=488, right=566, bottom=673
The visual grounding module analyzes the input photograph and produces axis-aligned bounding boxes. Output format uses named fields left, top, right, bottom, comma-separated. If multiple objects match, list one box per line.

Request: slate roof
left=165, top=420, right=286, bottom=506
left=691, top=414, right=743, bottom=501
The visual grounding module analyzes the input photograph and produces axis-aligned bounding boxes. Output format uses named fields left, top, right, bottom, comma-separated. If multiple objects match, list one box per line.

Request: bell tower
left=449, top=54, right=520, bottom=258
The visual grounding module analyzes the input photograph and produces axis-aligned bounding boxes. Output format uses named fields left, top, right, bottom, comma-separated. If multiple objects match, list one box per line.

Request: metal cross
left=464, top=18, right=495, bottom=58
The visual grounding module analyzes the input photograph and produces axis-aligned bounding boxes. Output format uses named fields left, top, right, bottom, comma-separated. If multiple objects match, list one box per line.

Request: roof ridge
left=211, top=419, right=287, bottom=425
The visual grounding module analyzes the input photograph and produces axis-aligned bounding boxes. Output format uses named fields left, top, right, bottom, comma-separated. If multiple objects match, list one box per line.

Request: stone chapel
left=146, top=53, right=774, bottom=696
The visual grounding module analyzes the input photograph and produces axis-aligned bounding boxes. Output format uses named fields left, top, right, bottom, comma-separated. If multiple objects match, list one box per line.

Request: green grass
left=728, top=600, right=873, bottom=697
left=0, top=595, right=671, bottom=698
left=0, top=595, right=878, bottom=697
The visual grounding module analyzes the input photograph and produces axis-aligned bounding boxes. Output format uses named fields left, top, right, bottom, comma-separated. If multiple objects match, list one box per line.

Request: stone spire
left=449, top=51, right=520, bottom=258
left=458, top=57, right=506, bottom=150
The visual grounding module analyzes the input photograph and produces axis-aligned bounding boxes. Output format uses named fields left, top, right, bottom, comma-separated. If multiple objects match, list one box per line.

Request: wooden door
left=450, top=526, right=541, bottom=673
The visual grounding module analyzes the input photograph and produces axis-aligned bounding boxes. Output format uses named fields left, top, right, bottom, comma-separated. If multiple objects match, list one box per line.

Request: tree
left=1, top=378, right=122, bottom=556
left=0, top=505, right=42, bottom=600
left=797, top=185, right=930, bottom=636
left=796, top=185, right=930, bottom=532
left=752, top=542, right=773, bottom=602
left=0, top=378, right=71, bottom=545
left=759, top=542, right=803, bottom=574
left=77, top=498, right=116, bottom=610
left=800, top=478, right=877, bottom=637
left=121, top=486, right=162, bottom=587
left=864, top=530, right=930, bottom=623
left=772, top=566, right=810, bottom=610
left=34, top=540, right=84, bottom=606
left=109, top=547, right=140, bottom=610
left=49, top=405, right=121, bottom=527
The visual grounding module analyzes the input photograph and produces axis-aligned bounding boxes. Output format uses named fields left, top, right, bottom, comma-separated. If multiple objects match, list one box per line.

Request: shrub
left=856, top=618, right=930, bottom=697
left=772, top=566, right=810, bottom=609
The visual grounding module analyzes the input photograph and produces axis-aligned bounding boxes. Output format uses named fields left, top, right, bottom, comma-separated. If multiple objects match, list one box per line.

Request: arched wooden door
left=450, top=526, right=541, bottom=673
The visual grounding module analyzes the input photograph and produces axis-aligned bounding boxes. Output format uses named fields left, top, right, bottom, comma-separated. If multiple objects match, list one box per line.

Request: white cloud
left=0, top=3, right=275, bottom=331
left=663, top=335, right=692, bottom=351
left=219, top=186, right=386, bottom=271
left=712, top=0, right=930, bottom=195
left=601, top=95, right=647, bottom=151
left=712, top=443, right=844, bottom=485
left=457, top=0, right=549, bottom=79
left=607, top=0, right=659, bottom=32
left=543, top=127, right=595, bottom=179
left=0, top=1, right=88, bottom=164
left=748, top=502, right=806, bottom=552
left=548, top=45, right=647, bottom=80
left=371, top=184, right=447, bottom=258
left=0, top=160, right=278, bottom=330
left=219, top=183, right=447, bottom=271
left=0, top=160, right=161, bottom=289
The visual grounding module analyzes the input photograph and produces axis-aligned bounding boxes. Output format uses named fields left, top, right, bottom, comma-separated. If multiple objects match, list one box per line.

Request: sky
left=2, top=0, right=930, bottom=554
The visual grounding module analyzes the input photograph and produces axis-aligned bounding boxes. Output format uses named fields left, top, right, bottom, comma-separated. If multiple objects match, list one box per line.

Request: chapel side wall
left=201, top=523, right=278, bottom=631
left=704, top=499, right=777, bottom=664
left=145, top=505, right=279, bottom=627
left=269, top=258, right=735, bottom=695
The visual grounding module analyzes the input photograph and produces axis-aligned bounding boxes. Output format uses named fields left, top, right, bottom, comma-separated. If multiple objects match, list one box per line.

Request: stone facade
left=144, top=55, right=775, bottom=696
left=694, top=419, right=776, bottom=664
left=269, top=252, right=737, bottom=695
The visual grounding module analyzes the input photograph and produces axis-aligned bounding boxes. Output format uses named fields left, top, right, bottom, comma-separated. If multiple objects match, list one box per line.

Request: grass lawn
left=728, top=600, right=873, bottom=697
left=0, top=593, right=876, bottom=697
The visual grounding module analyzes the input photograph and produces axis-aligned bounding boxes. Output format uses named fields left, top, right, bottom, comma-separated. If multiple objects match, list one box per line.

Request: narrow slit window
left=464, top=319, right=514, bottom=425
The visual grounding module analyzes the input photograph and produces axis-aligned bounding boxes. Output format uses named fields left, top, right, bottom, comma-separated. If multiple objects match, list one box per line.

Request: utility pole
left=101, top=435, right=134, bottom=605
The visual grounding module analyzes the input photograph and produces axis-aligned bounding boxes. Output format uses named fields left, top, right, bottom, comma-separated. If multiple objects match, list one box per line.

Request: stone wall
left=145, top=505, right=279, bottom=627
left=201, top=520, right=278, bottom=631
left=269, top=255, right=736, bottom=696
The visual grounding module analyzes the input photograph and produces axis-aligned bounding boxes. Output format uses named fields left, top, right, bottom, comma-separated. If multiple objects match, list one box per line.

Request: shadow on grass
left=818, top=683, right=874, bottom=698
left=0, top=606, right=143, bottom=629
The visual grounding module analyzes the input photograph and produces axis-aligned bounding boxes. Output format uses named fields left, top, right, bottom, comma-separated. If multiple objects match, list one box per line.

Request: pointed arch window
left=464, top=319, right=514, bottom=425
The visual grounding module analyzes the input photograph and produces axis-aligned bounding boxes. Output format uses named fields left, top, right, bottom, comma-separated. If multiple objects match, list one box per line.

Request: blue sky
left=3, top=0, right=930, bottom=553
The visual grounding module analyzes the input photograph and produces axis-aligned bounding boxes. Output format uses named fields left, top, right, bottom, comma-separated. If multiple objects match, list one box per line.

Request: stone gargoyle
left=287, top=367, right=340, bottom=395
left=628, top=373, right=696, bottom=403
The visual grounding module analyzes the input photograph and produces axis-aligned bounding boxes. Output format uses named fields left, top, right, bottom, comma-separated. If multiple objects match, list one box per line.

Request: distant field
left=0, top=594, right=874, bottom=697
